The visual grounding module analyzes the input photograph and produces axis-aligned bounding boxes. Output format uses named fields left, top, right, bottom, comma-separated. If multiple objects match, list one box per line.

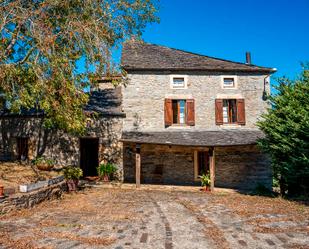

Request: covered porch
left=121, top=130, right=270, bottom=190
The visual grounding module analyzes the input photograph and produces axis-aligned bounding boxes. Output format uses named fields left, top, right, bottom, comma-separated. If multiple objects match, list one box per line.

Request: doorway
left=17, top=137, right=29, bottom=161
left=80, top=138, right=99, bottom=177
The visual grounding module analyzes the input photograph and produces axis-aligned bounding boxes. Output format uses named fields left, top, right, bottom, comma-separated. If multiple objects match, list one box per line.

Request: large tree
left=258, top=68, right=309, bottom=196
left=0, top=0, right=158, bottom=133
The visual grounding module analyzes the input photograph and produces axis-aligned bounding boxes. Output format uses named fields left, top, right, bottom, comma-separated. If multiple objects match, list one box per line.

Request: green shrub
left=97, top=163, right=117, bottom=178
left=254, top=183, right=274, bottom=197
left=63, top=166, right=83, bottom=180
left=32, top=156, right=55, bottom=166
left=199, top=172, right=211, bottom=187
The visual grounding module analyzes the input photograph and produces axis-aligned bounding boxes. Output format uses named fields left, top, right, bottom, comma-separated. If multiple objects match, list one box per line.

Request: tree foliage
left=257, top=68, right=309, bottom=196
left=0, top=0, right=159, bottom=133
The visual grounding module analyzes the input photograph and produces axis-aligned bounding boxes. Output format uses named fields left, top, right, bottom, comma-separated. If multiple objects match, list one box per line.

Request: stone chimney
left=246, top=52, right=251, bottom=64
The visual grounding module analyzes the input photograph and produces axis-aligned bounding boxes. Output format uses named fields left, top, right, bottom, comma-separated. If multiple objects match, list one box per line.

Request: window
left=172, top=100, right=186, bottom=124
left=164, top=98, right=195, bottom=127
left=223, top=99, right=237, bottom=124
left=215, top=98, right=246, bottom=125
left=222, top=76, right=237, bottom=89
left=170, top=75, right=187, bottom=89
left=223, top=78, right=235, bottom=88
left=194, top=151, right=209, bottom=181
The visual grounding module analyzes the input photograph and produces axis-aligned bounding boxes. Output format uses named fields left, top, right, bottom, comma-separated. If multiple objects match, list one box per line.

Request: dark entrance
left=80, top=138, right=99, bottom=177
left=197, top=151, right=210, bottom=175
left=17, top=137, right=29, bottom=161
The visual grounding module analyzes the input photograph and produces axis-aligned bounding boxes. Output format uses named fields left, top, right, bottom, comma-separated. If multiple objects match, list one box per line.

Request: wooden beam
left=209, top=147, right=215, bottom=191
left=135, top=144, right=141, bottom=188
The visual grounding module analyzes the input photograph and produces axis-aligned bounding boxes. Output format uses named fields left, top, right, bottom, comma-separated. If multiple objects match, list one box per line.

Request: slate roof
left=122, top=40, right=276, bottom=73
left=0, top=86, right=125, bottom=118
left=84, top=86, right=125, bottom=117
left=121, top=130, right=264, bottom=147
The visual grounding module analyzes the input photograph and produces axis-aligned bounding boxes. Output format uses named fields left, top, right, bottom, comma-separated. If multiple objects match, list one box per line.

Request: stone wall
left=215, top=145, right=272, bottom=190
left=122, top=71, right=270, bottom=131
left=0, top=116, right=124, bottom=179
left=0, top=181, right=66, bottom=214
left=123, top=143, right=195, bottom=185
left=123, top=142, right=272, bottom=190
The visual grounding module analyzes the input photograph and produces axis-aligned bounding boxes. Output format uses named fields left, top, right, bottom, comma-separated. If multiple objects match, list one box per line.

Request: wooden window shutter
left=215, top=99, right=223, bottom=125
left=164, top=99, right=173, bottom=127
left=186, top=99, right=195, bottom=126
left=237, top=99, right=246, bottom=125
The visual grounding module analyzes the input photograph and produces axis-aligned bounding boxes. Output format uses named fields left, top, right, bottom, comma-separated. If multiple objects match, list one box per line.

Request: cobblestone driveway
left=0, top=187, right=308, bottom=249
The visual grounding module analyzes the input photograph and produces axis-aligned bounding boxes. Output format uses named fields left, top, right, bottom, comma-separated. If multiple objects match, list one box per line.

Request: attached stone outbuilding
left=0, top=84, right=125, bottom=180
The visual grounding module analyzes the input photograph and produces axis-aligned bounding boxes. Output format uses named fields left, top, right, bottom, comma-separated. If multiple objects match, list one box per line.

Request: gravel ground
left=0, top=186, right=308, bottom=249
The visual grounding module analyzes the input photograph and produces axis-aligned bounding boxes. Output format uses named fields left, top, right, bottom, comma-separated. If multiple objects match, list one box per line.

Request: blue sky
left=140, top=0, right=309, bottom=80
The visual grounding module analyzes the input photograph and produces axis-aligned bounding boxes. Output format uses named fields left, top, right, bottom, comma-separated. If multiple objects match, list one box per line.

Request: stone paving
left=0, top=186, right=308, bottom=249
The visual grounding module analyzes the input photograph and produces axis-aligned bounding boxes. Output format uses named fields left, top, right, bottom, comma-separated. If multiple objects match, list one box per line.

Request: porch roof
left=121, top=130, right=265, bottom=147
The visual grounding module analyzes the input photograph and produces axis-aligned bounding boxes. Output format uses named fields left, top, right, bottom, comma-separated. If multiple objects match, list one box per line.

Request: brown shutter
left=186, top=99, right=195, bottom=126
left=237, top=99, right=246, bottom=125
left=215, top=99, right=223, bottom=125
left=164, top=99, right=172, bottom=127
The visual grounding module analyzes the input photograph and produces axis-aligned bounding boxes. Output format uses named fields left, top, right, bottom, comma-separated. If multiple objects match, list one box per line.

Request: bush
left=97, top=163, right=117, bottom=178
left=63, top=166, right=83, bottom=180
left=199, top=172, right=211, bottom=187
left=32, top=156, right=55, bottom=166
left=257, top=68, right=309, bottom=196
left=254, top=183, right=275, bottom=197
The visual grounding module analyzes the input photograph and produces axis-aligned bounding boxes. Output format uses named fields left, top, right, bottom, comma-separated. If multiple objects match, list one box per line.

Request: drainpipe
left=262, top=75, right=270, bottom=101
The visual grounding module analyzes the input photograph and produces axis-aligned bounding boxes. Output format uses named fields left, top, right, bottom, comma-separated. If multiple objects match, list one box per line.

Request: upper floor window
left=223, top=99, right=237, bottom=124
left=215, top=98, right=246, bottom=125
left=164, top=98, right=195, bottom=126
left=222, top=76, right=237, bottom=89
left=170, top=75, right=187, bottom=89
left=172, top=99, right=186, bottom=124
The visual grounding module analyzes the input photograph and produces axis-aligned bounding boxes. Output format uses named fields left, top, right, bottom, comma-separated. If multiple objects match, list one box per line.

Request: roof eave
left=122, top=66, right=276, bottom=74
left=120, top=138, right=258, bottom=147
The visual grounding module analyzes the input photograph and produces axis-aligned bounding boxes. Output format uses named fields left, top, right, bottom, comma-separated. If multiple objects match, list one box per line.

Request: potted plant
left=199, top=172, right=211, bottom=192
left=97, top=163, right=117, bottom=182
left=62, top=166, right=83, bottom=191
left=33, top=156, right=55, bottom=171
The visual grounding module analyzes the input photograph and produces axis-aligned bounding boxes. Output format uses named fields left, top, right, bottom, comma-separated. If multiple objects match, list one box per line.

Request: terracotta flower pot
left=103, top=174, right=110, bottom=182
left=37, top=164, right=53, bottom=171
left=205, top=186, right=211, bottom=192
left=67, top=179, right=79, bottom=191
left=0, top=186, right=4, bottom=198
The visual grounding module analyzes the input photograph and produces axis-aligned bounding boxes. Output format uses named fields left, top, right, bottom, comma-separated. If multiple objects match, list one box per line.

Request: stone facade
left=0, top=115, right=124, bottom=179
left=215, top=145, right=272, bottom=189
left=123, top=142, right=272, bottom=189
left=124, top=143, right=195, bottom=185
left=122, top=71, right=270, bottom=131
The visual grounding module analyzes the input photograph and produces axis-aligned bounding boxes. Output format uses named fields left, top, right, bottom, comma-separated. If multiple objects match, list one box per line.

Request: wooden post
left=209, top=147, right=215, bottom=192
left=135, top=144, right=141, bottom=188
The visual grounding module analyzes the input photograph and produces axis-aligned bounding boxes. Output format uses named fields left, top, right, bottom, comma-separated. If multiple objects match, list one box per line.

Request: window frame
left=223, top=99, right=238, bottom=124
left=170, top=75, right=188, bottom=89
left=172, top=99, right=186, bottom=125
left=221, top=75, right=237, bottom=89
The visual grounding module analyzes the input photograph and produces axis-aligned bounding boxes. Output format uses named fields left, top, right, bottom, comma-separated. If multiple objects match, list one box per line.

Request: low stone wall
left=0, top=181, right=67, bottom=214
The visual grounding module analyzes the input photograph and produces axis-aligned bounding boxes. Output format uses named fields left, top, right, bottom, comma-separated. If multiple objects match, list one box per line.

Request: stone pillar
left=135, top=144, right=141, bottom=188
left=209, top=147, right=215, bottom=191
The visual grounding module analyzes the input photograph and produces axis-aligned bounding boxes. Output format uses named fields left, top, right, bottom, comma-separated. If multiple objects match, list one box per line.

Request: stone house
left=0, top=40, right=276, bottom=190
left=120, top=40, right=276, bottom=190
left=0, top=84, right=125, bottom=179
